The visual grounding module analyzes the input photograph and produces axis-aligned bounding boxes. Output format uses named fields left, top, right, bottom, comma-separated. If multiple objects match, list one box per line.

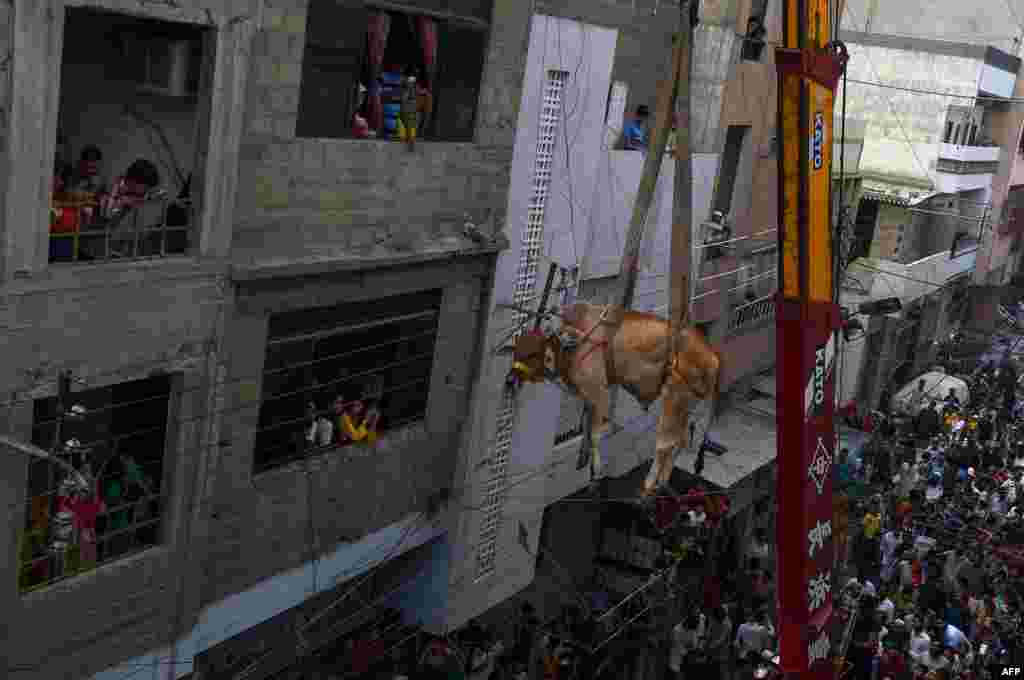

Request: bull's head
left=503, top=330, right=551, bottom=384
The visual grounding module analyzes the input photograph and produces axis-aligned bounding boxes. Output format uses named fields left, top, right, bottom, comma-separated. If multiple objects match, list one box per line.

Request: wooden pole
left=600, top=3, right=691, bottom=446
left=612, top=21, right=685, bottom=313
left=669, top=3, right=695, bottom=332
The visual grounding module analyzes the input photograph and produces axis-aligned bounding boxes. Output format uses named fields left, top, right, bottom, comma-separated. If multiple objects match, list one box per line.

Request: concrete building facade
left=0, top=0, right=517, bottom=678
left=833, top=1, right=1024, bottom=410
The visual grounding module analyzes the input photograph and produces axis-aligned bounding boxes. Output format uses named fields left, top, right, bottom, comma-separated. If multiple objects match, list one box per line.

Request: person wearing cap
left=623, top=105, right=650, bottom=151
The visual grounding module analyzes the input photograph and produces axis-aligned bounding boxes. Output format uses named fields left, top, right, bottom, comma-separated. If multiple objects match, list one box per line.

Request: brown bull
left=506, top=302, right=722, bottom=495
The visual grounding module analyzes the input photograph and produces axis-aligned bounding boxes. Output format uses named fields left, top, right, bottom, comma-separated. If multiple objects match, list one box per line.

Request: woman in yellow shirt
left=338, top=399, right=380, bottom=445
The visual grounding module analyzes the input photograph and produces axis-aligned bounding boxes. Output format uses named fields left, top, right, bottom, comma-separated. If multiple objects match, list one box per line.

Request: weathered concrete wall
left=232, top=0, right=522, bottom=265
left=842, top=0, right=1021, bottom=55
left=207, top=258, right=490, bottom=607
left=0, top=263, right=227, bottom=679
left=840, top=42, right=981, bottom=186
left=869, top=203, right=909, bottom=259
left=1, top=0, right=513, bottom=677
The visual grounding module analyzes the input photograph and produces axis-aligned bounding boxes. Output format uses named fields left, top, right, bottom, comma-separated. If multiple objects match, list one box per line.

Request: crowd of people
left=837, top=350, right=1024, bottom=680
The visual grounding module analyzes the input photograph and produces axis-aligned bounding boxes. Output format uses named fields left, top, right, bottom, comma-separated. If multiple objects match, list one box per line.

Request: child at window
left=101, top=159, right=163, bottom=257
left=70, top=145, right=106, bottom=193
left=398, top=71, right=420, bottom=150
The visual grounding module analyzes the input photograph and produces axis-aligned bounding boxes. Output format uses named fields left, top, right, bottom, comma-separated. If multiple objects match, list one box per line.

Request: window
left=296, top=0, right=489, bottom=143
left=742, top=0, right=768, bottom=61
left=944, top=121, right=954, bottom=143
left=48, top=7, right=210, bottom=263
left=713, top=126, right=751, bottom=218
left=19, top=375, right=172, bottom=592
left=254, top=289, right=442, bottom=473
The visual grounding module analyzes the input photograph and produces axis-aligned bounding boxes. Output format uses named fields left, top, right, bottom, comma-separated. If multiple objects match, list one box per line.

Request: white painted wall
left=939, top=143, right=1002, bottom=163
left=538, top=17, right=618, bottom=270
left=935, top=171, right=996, bottom=193
left=444, top=14, right=620, bottom=631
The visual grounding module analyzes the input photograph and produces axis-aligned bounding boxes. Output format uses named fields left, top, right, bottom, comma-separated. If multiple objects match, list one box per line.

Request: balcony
left=49, top=191, right=191, bottom=263
left=728, top=293, right=775, bottom=333
left=938, top=143, right=1001, bottom=164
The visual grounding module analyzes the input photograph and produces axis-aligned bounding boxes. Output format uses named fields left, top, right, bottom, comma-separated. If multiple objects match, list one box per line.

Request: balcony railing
left=729, top=293, right=776, bottom=332
left=935, top=158, right=999, bottom=175
left=938, top=142, right=1001, bottom=164
left=49, top=191, right=192, bottom=263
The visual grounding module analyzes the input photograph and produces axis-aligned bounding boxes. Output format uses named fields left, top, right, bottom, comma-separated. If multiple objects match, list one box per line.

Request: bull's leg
left=644, top=387, right=689, bottom=495
left=589, top=387, right=611, bottom=479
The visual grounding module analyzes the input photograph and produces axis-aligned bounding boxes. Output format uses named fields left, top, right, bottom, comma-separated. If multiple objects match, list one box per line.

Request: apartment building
left=442, top=0, right=791, bottom=639
left=0, top=0, right=517, bottom=678
left=833, top=0, right=1024, bottom=410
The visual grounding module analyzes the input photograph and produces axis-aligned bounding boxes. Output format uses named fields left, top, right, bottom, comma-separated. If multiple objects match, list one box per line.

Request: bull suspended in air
left=502, top=302, right=722, bottom=496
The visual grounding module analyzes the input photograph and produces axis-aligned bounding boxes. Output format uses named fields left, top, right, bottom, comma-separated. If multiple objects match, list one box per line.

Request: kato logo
left=812, top=112, right=824, bottom=170
left=804, top=335, right=835, bottom=420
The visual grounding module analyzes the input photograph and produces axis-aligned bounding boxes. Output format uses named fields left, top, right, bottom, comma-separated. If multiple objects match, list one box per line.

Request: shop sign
left=808, top=437, right=832, bottom=495
left=805, top=336, right=834, bottom=420
left=812, top=112, right=824, bottom=170
left=808, top=570, right=831, bottom=613
left=807, top=519, right=831, bottom=558
left=808, top=631, right=830, bottom=667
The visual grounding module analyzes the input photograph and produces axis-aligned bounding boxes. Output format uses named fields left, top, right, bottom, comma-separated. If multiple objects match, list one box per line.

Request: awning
left=674, top=404, right=776, bottom=491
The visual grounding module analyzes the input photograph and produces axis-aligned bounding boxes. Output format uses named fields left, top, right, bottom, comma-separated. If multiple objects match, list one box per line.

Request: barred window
left=20, top=375, right=172, bottom=593
left=254, top=289, right=443, bottom=473
left=48, top=7, right=207, bottom=263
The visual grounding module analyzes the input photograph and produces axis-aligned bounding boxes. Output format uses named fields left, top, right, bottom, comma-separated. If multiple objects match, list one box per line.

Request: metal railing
left=728, top=293, right=776, bottom=332
left=18, top=493, right=163, bottom=593
left=49, top=192, right=192, bottom=263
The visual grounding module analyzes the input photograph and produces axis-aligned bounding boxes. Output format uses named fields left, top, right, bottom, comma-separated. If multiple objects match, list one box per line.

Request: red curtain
left=366, top=13, right=391, bottom=131
left=417, top=16, right=437, bottom=91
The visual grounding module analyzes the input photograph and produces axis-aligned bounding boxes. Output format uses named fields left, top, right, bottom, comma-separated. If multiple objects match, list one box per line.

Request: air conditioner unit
left=125, top=35, right=197, bottom=98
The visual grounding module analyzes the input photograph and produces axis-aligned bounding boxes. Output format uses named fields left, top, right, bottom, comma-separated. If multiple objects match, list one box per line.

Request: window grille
left=19, top=375, right=172, bottom=593
left=255, top=290, right=443, bottom=473
left=49, top=193, right=192, bottom=263
left=475, top=69, right=567, bottom=580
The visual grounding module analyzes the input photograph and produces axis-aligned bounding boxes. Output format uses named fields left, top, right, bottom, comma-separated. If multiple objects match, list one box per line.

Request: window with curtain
left=296, top=0, right=488, bottom=143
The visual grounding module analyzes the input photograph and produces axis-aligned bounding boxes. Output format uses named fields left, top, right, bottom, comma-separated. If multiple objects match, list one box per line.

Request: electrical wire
left=11, top=514, right=441, bottom=678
